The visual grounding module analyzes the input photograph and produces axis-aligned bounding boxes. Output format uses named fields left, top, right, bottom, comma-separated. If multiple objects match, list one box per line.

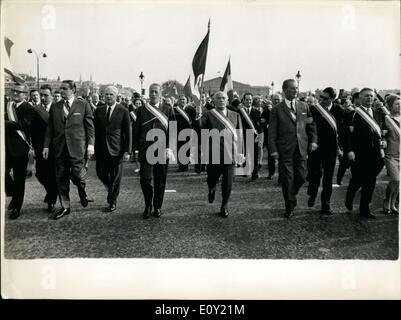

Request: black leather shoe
left=8, top=201, right=14, bottom=211
left=219, top=207, right=229, bottom=218
left=360, top=212, right=376, bottom=220
left=143, top=206, right=152, bottom=219
left=208, top=188, right=216, bottom=203
left=107, top=203, right=117, bottom=212
left=308, top=196, right=316, bottom=208
left=391, top=209, right=399, bottom=215
left=80, top=197, right=89, bottom=207
left=251, top=174, right=259, bottom=181
left=47, top=203, right=56, bottom=213
left=284, top=210, right=294, bottom=219
left=345, top=200, right=353, bottom=212
left=50, top=208, right=70, bottom=220
left=9, top=208, right=20, bottom=219
left=153, top=208, right=162, bottom=217
left=321, top=209, right=334, bottom=216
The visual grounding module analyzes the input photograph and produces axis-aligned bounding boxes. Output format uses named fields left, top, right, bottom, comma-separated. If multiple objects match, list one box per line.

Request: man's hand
left=309, top=142, right=318, bottom=153
left=235, top=153, right=246, bottom=165
left=43, top=147, right=49, bottom=160
left=271, top=152, right=279, bottom=160
left=347, top=151, right=355, bottom=161
left=87, top=148, right=94, bottom=158
left=123, top=152, right=130, bottom=162
left=165, top=148, right=176, bottom=162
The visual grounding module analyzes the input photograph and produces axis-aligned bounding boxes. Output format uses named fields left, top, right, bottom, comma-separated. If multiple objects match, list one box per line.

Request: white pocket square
left=73, top=113, right=81, bottom=115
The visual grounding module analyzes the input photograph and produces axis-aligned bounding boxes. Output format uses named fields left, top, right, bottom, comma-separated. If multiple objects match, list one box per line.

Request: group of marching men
left=4, top=78, right=400, bottom=220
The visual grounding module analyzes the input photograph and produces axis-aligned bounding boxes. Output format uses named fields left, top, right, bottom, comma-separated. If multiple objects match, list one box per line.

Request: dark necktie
left=107, top=106, right=111, bottom=122
left=290, top=101, right=295, bottom=112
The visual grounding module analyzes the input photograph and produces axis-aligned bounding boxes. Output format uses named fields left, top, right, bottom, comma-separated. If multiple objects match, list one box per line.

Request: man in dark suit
left=343, top=88, right=385, bottom=219
left=94, top=86, right=131, bottom=212
left=43, top=80, right=95, bottom=219
left=239, top=93, right=263, bottom=180
left=307, top=87, right=344, bottom=215
left=5, top=84, right=36, bottom=219
left=30, top=84, right=58, bottom=213
left=134, top=83, right=176, bottom=219
left=195, top=91, right=244, bottom=218
left=268, top=79, right=318, bottom=218
left=174, top=94, right=196, bottom=172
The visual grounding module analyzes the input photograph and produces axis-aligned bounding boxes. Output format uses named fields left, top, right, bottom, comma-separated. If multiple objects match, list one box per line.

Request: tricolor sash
left=314, top=103, right=337, bottom=133
left=355, top=107, right=382, bottom=138
left=210, top=109, right=238, bottom=142
left=63, top=101, right=70, bottom=119
left=7, top=102, right=30, bottom=146
left=145, top=103, right=168, bottom=130
left=175, top=106, right=190, bottom=124
left=380, top=105, right=400, bottom=138
left=238, top=106, right=257, bottom=135
left=130, top=111, right=137, bottom=121
left=34, top=104, right=50, bottom=124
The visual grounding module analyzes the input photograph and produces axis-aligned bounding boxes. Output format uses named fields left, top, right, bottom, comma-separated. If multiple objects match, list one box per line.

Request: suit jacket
left=268, top=100, right=317, bottom=160
left=310, top=103, right=344, bottom=156
left=44, top=98, right=95, bottom=159
left=94, top=104, right=132, bottom=158
left=5, top=101, right=36, bottom=157
left=174, top=104, right=196, bottom=131
left=343, top=107, right=384, bottom=160
left=196, top=108, right=243, bottom=164
left=240, top=107, right=263, bottom=135
left=133, top=102, right=175, bottom=160
left=30, top=103, right=54, bottom=153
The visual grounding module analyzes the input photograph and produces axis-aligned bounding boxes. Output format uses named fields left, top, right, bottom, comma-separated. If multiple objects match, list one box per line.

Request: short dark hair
left=322, top=87, right=337, bottom=100
left=242, top=92, right=253, bottom=100
left=359, top=87, right=373, bottom=96
left=62, top=80, right=76, bottom=92
left=29, top=89, right=39, bottom=95
left=40, top=84, right=52, bottom=93
left=351, top=92, right=359, bottom=103
left=54, top=90, right=60, bottom=95
left=282, top=79, right=296, bottom=90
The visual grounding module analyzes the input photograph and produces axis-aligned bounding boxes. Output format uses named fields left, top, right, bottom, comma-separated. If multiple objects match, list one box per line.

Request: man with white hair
left=94, top=86, right=131, bottom=212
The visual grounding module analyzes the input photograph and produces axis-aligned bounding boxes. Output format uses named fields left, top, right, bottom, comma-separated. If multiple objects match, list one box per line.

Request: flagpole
left=199, top=18, right=210, bottom=101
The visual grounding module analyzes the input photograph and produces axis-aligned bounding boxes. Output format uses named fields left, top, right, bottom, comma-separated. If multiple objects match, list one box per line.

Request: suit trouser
left=5, top=154, right=28, bottom=210
left=177, top=138, right=190, bottom=171
left=55, top=146, right=87, bottom=209
left=96, top=153, right=123, bottom=205
left=194, top=127, right=206, bottom=172
left=278, top=147, right=306, bottom=212
left=337, top=154, right=351, bottom=183
left=264, top=131, right=276, bottom=176
left=35, top=150, right=58, bottom=204
left=207, top=164, right=234, bottom=209
left=307, top=149, right=336, bottom=210
left=140, top=161, right=167, bottom=209
left=346, top=156, right=384, bottom=212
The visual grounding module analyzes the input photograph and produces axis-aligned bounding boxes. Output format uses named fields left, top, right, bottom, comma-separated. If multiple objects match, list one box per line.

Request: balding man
left=195, top=91, right=244, bottom=218
left=94, top=86, right=131, bottom=212
left=134, top=83, right=176, bottom=219
left=268, top=79, right=317, bottom=218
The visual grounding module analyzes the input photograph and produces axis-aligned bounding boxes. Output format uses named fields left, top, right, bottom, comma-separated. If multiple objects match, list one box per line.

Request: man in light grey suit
left=268, top=79, right=318, bottom=218
left=43, top=80, right=95, bottom=219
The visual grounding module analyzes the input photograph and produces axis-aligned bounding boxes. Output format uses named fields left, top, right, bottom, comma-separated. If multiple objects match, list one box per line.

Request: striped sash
left=7, top=102, right=30, bottom=146
left=379, top=105, right=400, bottom=138
left=130, top=111, right=137, bottom=121
left=239, top=107, right=257, bottom=135
left=145, top=103, right=168, bottom=130
left=63, top=101, right=70, bottom=119
left=175, top=106, right=190, bottom=124
left=355, top=107, right=382, bottom=138
left=210, top=109, right=238, bottom=142
left=314, top=103, right=337, bottom=133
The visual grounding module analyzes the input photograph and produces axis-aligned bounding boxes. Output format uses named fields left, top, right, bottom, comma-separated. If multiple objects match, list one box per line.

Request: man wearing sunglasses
left=43, top=80, right=95, bottom=220
left=30, top=84, right=58, bottom=213
left=307, top=87, right=344, bottom=215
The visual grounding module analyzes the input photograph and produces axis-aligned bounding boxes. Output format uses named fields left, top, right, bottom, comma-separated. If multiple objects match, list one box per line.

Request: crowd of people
left=4, top=79, right=400, bottom=221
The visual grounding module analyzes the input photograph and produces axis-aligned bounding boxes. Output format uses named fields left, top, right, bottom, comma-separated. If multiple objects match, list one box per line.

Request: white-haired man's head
left=104, top=86, right=119, bottom=106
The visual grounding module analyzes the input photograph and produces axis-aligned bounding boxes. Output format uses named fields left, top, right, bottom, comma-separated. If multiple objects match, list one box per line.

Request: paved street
left=4, top=158, right=399, bottom=259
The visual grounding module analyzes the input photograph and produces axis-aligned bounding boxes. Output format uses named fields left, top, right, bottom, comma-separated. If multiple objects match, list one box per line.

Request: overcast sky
left=3, top=0, right=400, bottom=91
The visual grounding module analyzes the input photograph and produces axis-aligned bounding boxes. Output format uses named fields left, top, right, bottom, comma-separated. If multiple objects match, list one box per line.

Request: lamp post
left=270, top=81, right=274, bottom=95
left=295, top=70, right=301, bottom=94
left=27, top=48, right=47, bottom=90
left=139, top=72, right=145, bottom=96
